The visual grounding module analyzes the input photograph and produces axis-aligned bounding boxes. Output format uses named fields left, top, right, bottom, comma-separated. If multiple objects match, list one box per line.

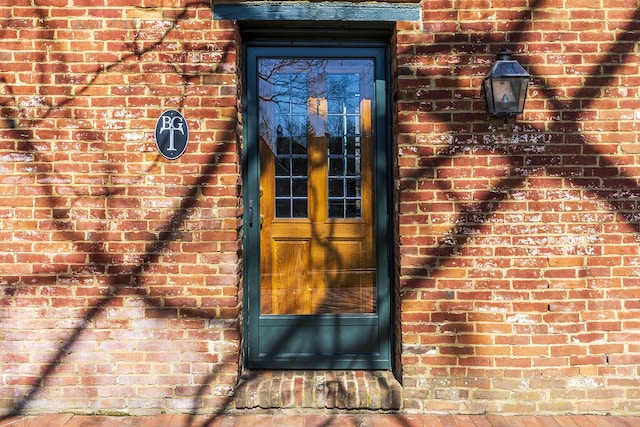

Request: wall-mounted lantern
left=483, top=48, right=530, bottom=119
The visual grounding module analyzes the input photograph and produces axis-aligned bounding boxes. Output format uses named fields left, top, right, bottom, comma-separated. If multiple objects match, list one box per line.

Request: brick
left=2, top=0, right=640, bottom=418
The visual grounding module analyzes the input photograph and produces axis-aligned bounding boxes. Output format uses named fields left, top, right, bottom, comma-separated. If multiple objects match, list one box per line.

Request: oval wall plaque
left=155, top=109, right=189, bottom=160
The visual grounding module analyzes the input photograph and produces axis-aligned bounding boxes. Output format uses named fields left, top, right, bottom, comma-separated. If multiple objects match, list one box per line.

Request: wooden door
left=244, top=46, right=391, bottom=369
left=260, top=95, right=375, bottom=315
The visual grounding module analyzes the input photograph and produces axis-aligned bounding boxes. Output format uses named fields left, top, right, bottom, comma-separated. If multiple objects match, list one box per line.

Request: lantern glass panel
left=483, top=77, right=495, bottom=115
left=514, top=77, right=528, bottom=112
left=483, top=52, right=530, bottom=118
left=491, top=78, right=520, bottom=115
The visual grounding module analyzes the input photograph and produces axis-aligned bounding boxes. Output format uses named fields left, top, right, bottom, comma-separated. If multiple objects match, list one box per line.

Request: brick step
left=234, top=370, right=402, bottom=410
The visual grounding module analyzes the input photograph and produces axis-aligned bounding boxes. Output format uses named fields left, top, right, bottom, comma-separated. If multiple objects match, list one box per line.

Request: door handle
left=248, top=199, right=254, bottom=227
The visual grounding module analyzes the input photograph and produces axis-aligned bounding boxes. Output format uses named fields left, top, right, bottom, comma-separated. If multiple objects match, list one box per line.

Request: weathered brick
left=1, top=0, right=640, bottom=417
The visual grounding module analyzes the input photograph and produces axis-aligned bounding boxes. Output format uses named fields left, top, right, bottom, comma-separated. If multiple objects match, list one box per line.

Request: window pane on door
left=275, top=136, right=308, bottom=218
left=327, top=74, right=363, bottom=219
left=262, top=72, right=309, bottom=219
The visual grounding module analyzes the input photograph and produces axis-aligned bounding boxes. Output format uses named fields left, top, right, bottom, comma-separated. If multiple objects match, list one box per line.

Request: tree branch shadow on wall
left=409, top=1, right=640, bottom=272
left=0, top=0, right=242, bottom=420
left=398, top=1, right=640, bottom=407
left=0, top=3, right=407, bottom=426
left=0, top=1, right=639, bottom=425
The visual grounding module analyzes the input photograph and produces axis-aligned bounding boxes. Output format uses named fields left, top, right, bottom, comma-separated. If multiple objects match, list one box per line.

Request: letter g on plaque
left=155, top=109, right=189, bottom=160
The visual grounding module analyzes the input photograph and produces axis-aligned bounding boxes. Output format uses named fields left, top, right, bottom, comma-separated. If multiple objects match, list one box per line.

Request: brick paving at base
left=1, top=414, right=640, bottom=427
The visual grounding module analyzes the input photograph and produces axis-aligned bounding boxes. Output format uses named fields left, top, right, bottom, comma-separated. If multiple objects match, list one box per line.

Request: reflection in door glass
left=258, top=58, right=376, bottom=315
left=268, top=73, right=309, bottom=218
left=259, top=61, right=373, bottom=220
left=328, top=74, right=362, bottom=218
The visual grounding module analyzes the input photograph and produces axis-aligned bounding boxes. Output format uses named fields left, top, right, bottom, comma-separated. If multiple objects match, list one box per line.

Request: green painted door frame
left=242, top=42, right=393, bottom=370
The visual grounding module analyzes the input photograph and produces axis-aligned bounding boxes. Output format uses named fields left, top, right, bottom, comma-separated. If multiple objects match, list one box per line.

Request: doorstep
left=234, top=370, right=402, bottom=410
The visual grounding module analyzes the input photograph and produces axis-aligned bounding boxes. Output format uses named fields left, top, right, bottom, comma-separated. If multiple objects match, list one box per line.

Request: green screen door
left=244, top=44, right=391, bottom=369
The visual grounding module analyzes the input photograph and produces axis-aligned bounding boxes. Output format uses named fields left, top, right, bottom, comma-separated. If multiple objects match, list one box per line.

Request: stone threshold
left=234, top=370, right=402, bottom=410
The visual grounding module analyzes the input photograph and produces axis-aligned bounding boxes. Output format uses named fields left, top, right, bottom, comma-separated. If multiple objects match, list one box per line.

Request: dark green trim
left=239, top=21, right=394, bottom=41
left=242, top=46, right=261, bottom=370
left=214, top=1, right=420, bottom=22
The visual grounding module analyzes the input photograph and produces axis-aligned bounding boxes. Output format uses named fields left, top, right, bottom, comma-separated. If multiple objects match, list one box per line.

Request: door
left=243, top=44, right=391, bottom=369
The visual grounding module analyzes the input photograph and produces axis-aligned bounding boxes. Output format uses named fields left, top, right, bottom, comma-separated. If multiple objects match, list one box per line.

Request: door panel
left=272, top=239, right=311, bottom=314
left=244, top=45, right=390, bottom=369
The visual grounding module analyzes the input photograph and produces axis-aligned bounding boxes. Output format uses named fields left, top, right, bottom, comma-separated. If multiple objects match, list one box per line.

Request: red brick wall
left=1, top=0, right=639, bottom=416
left=0, top=0, right=242, bottom=415
left=396, top=0, right=640, bottom=414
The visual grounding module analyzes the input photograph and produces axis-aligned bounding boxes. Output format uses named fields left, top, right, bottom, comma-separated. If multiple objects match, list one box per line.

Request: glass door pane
left=258, top=58, right=376, bottom=315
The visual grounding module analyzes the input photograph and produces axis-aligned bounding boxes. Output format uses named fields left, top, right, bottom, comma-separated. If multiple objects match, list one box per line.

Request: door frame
left=242, top=40, right=393, bottom=370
